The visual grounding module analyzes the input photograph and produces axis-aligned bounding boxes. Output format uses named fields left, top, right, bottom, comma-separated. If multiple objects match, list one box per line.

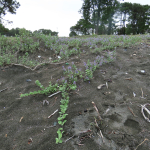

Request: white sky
left=3, top=0, right=150, bottom=37
left=121, top=0, right=150, bottom=5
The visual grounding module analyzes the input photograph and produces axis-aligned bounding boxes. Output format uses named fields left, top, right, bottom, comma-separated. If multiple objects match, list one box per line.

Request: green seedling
left=85, top=68, right=93, bottom=80
left=58, top=120, right=67, bottom=126
left=58, top=114, right=68, bottom=121
left=20, top=80, right=58, bottom=97
left=56, top=128, right=64, bottom=144
left=69, top=83, right=77, bottom=90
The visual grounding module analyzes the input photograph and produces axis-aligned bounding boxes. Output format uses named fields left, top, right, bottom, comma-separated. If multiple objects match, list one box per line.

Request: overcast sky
left=3, top=0, right=150, bottom=37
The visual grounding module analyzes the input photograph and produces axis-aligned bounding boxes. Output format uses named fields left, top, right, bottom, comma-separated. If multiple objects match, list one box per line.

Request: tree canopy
left=0, top=0, right=20, bottom=19
left=70, top=0, right=150, bottom=36
left=0, top=27, right=58, bottom=37
left=33, top=29, right=58, bottom=36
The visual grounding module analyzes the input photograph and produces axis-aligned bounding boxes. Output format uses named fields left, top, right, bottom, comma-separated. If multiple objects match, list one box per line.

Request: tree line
left=69, top=0, right=150, bottom=36
left=0, top=26, right=58, bottom=36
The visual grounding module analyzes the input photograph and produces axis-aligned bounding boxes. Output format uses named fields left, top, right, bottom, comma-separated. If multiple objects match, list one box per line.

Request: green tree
left=70, top=19, right=93, bottom=35
left=19, top=28, right=32, bottom=36
left=33, top=29, right=58, bottom=36
left=0, top=0, right=20, bottom=35
left=116, top=2, right=150, bottom=35
left=51, top=31, right=58, bottom=36
left=71, top=0, right=150, bottom=35
left=9, top=27, right=19, bottom=36
left=69, top=31, right=77, bottom=37
left=116, top=2, right=132, bottom=34
left=127, top=3, right=150, bottom=34
left=0, top=0, right=20, bottom=20
left=103, top=0, right=120, bottom=35
left=77, top=0, right=119, bottom=35
left=0, top=21, right=9, bottom=35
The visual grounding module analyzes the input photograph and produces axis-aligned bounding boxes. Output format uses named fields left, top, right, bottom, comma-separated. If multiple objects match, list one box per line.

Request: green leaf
left=55, top=138, right=59, bottom=144
left=58, top=139, right=63, bottom=143
left=62, top=120, right=67, bottom=125
left=58, top=120, right=63, bottom=125
left=57, top=116, right=63, bottom=121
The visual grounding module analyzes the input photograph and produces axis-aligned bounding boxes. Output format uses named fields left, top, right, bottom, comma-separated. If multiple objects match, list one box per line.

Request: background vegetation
left=69, top=0, right=150, bottom=36
left=0, top=0, right=150, bottom=37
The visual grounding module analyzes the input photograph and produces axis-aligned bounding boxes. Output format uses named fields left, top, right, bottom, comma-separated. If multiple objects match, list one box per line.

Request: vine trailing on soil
left=20, top=80, right=58, bottom=97
left=20, top=53, right=116, bottom=144
left=55, top=128, right=64, bottom=144
left=20, top=77, right=77, bottom=144
left=56, top=81, right=69, bottom=144
left=56, top=76, right=78, bottom=143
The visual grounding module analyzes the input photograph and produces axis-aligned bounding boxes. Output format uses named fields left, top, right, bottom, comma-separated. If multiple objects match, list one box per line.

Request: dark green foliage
left=0, top=0, right=20, bottom=35
left=69, top=31, right=77, bottom=37
left=0, top=0, right=20, bottom=17
left=33, top=29, right=58, bottom=36
left=0, top=27, right=58, bottom=37
left=117, top=2, right=150, bottom=35
left=0, top=23, right=9, bottom=35
left=70, top=0, right=150, bottom=35
left=0, top=27, right=32, bottom=36
left=70, top=19, right=94, bottom=35
left=70, top=0, right=119, bottom=35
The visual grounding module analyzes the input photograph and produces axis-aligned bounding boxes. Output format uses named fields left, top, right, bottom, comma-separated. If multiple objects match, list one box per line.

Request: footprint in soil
left=69, top=108, right=135, bottom=150
left=124, top=118, right=141, bottom=135
left=101, top=105, right=142, bottom=149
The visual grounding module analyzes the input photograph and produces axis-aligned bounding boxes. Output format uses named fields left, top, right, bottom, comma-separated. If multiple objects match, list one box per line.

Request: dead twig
left=78, top=143, right=84, bottom=146
left=97, top=84, right=105, bottom=90
left=12, top=63, right=36, bottom=71
left=48, top=91, right=61, bottom=97
left=125, top=78, right=132, bottom=80
left=128, top=106, right=137, bottom=117
left=134, top=138, right=148, bottom=150
left=48, top=109, right=58, bottom=118
left=95, top=118, right=104, bottom=143
left=65, top=135, right=74, bottom=143
left=12, top=58, right=73, bottom=71
left=99, top=130, right=104, bottom=140
left=106, top=82, right=108, bottom=89
left=92, top=101, right=102, bottom=120
left=43, top=100, right=49, bottom=105
left=0, top=88, right=8, bottom=93
left=97, top=131, right=105, bottom=143
left=12, top=62, right=50, bottom=71
left=79, top=130, right=91, bottom=134
left=141, top=88, right=144, bottom=98
left=133, top=92, right=136, bottom=97
left=19, top=117, right=23, bottom=122
left=141, top=103, right=150, bottom=122
left=75, top=92, right=82, bottom=96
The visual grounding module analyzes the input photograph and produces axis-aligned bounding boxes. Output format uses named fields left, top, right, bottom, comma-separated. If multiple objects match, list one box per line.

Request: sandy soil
left=0, top=37, right=150, bottom=150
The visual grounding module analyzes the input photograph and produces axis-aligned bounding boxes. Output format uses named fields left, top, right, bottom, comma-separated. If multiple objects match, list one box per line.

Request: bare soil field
left=0, top=37, right=150, bottom=150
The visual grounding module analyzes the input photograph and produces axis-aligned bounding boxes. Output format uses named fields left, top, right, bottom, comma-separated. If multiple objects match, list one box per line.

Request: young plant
left=85, top=68, right=93, bottom=81
left=84, top=60, right=94, bottom=81
left=62, top=63, right=83, bottom=81
left=58, top=113, right=68, bottom=125
left=20, top=80, right=59, bottom=97
left=56, top=128, right=64, bottom=144
left=56, top=77, right=77, bottom=143
left=69, top=81, right=77, bottom=90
